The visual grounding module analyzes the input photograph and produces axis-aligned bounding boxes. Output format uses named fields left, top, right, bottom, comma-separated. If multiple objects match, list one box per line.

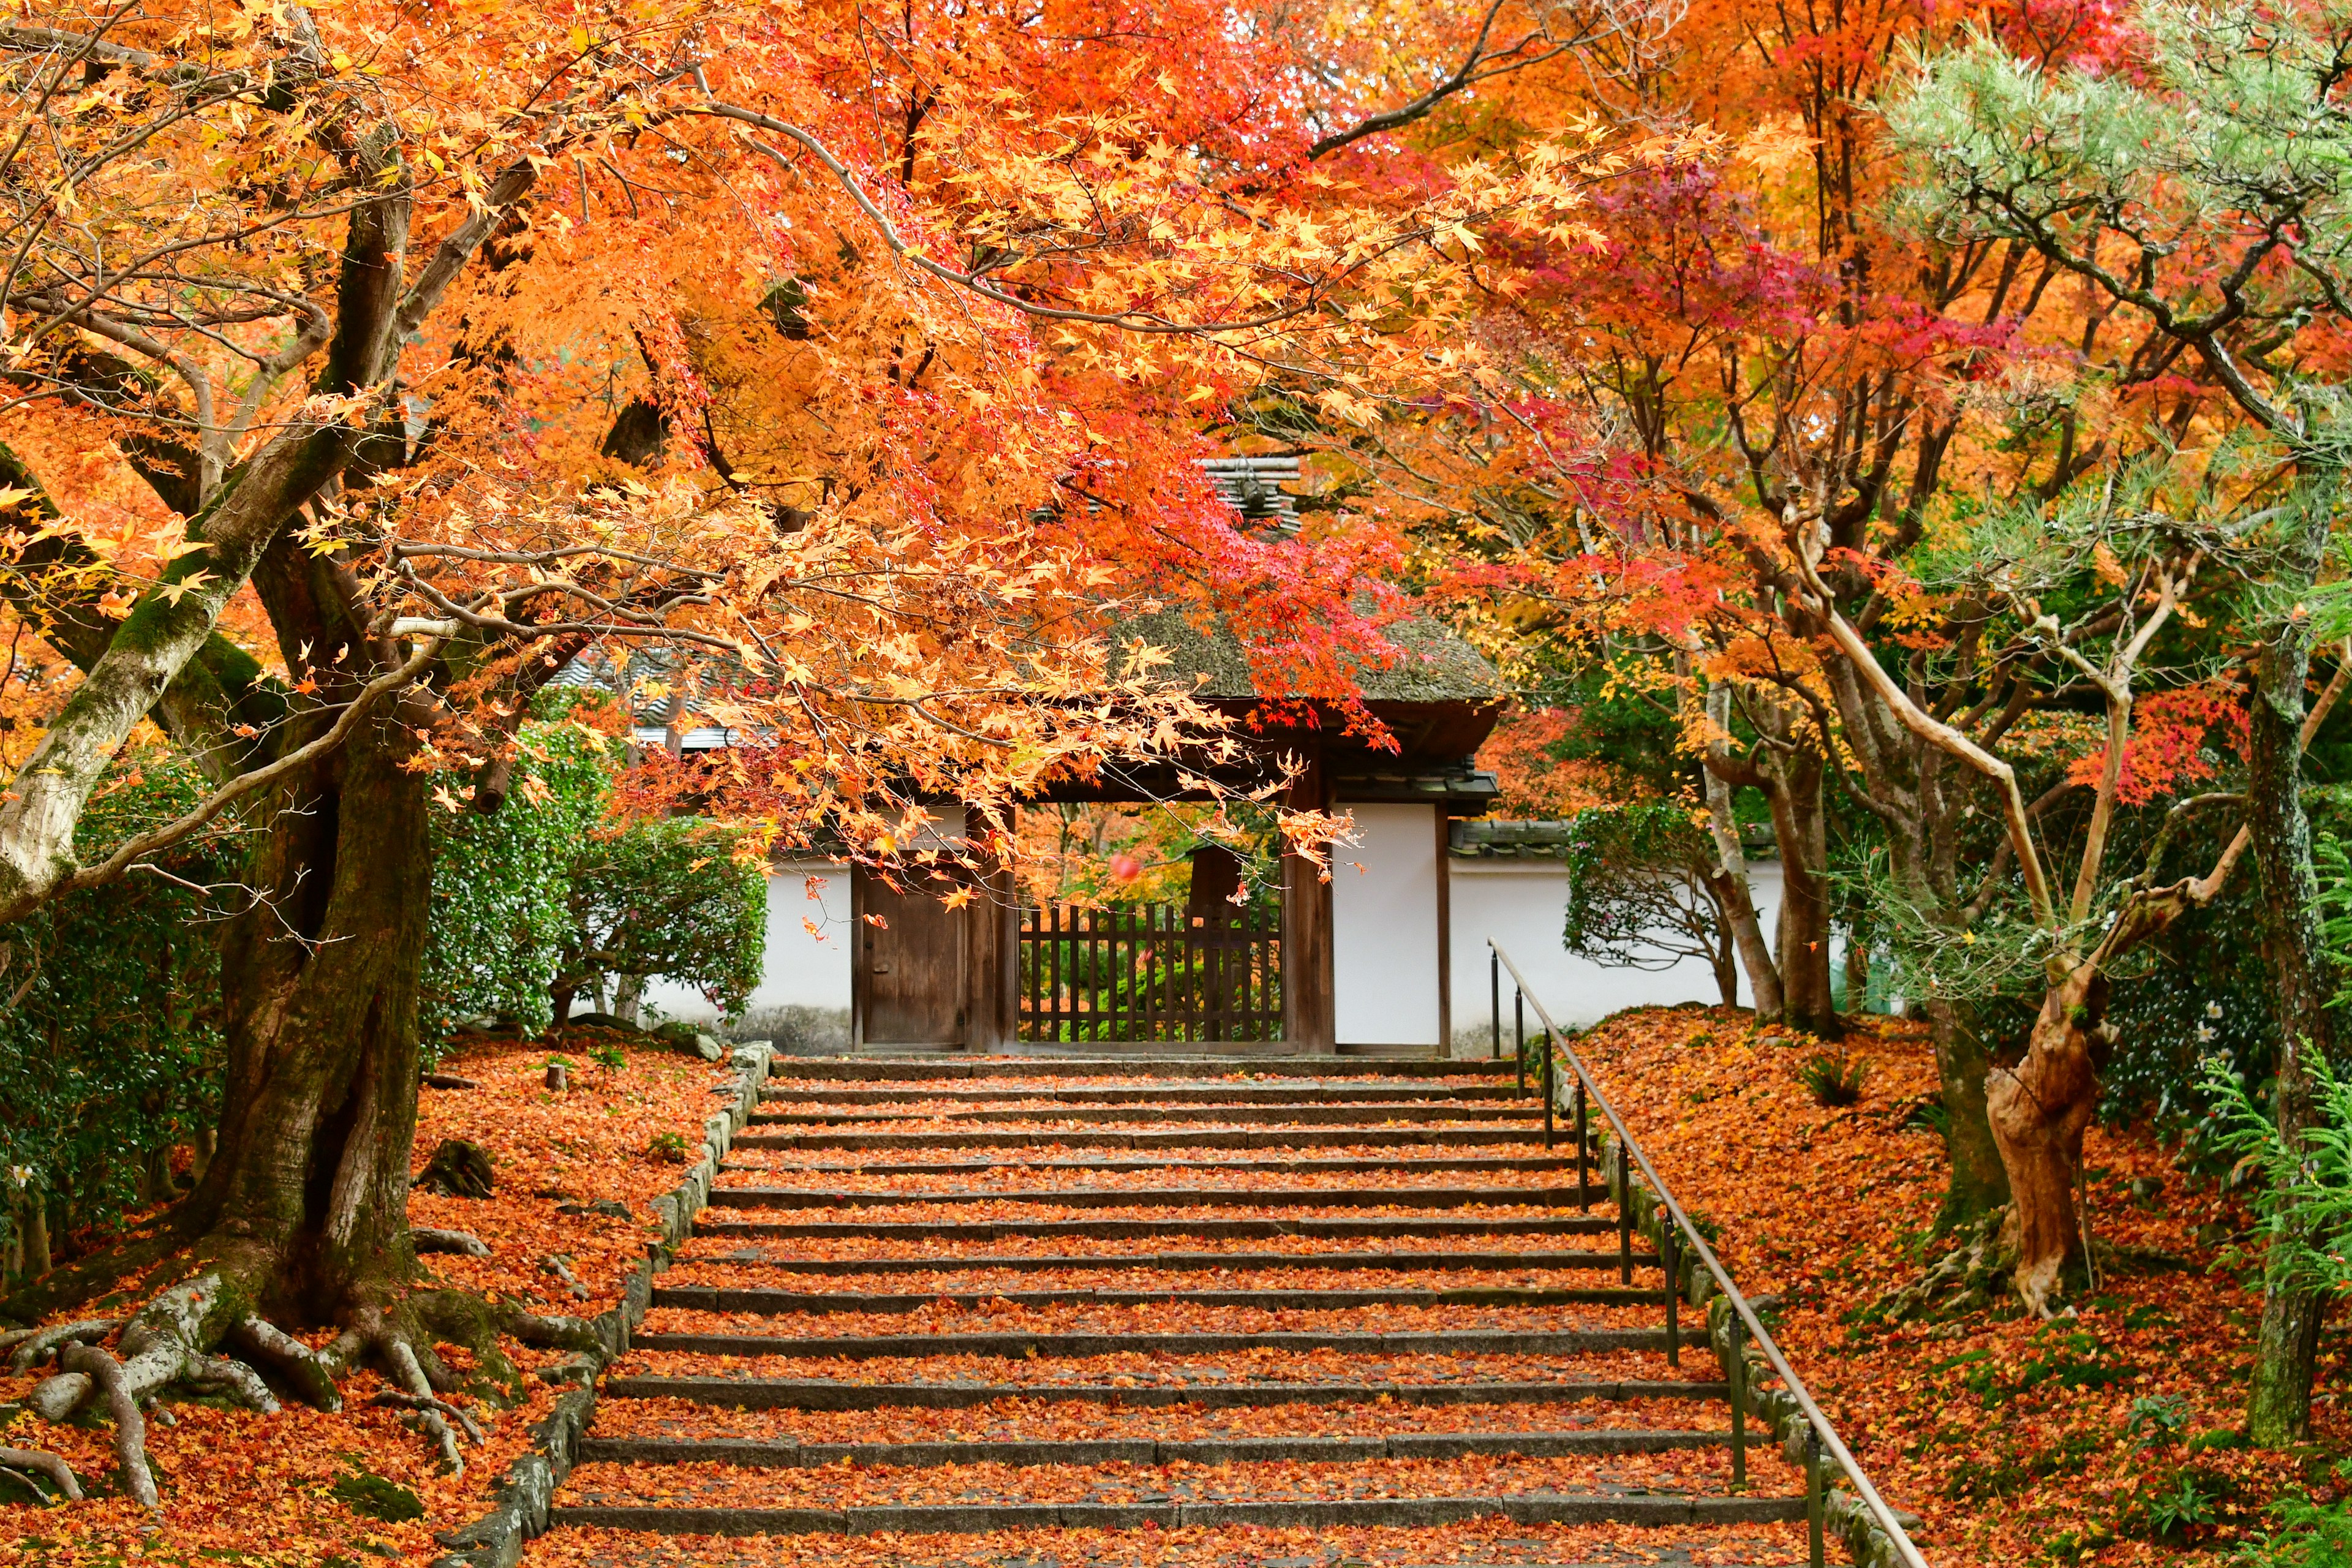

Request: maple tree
left=0, top=0, right=1635, bottom=1504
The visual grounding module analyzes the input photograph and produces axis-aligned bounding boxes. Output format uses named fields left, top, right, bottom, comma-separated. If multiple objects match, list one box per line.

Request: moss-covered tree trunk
left=1924, top=996, right=2014, bottom=1223
left=2244, top=579, right=2338, bottom=1445
left=178, top=706, right=430, bottom=1325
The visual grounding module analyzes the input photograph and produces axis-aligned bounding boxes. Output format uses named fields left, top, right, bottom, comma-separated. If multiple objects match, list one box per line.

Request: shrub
left=1799, top=1051, right=1871, bottom=1107
left=647, top=1130, right=692, bottom=1165
left=0, top=750, right=235, bottom=1251
left=552, top=816, right=766, bottom=1023
left=421, top=720, right=766, bottom=1049
left=421, top=723, right=610, bottom=1046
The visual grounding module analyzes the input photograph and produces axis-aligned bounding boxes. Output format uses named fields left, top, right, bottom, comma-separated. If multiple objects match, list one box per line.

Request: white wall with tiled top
left=1448, top=855, right=1787, bottom=1041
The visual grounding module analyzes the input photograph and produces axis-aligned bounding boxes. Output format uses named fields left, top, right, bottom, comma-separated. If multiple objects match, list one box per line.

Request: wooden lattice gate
left=1017, top=903, right=1282, bottom=1043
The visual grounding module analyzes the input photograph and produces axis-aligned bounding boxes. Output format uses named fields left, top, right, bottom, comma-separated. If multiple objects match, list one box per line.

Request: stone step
left=627, top=1327, right=1672, bottom=1360
left=718, top=1153, right=1593, bottom=1178
left=578, top=1429, right=1732, bottom=1469
left=649, top=1285, right=1668, bottom=1314
left=692, top=1215, right=1624, bottom=1242
left=683, top=1248, right=1653, bottom=1276
left=550, top=1493, right=1804, bottom=1536
left=605, top=1374, right=1732, bottom=1410
left=703, top=1185, right=1597, bottom=1212
left=747, top=1104, right=1545, bottom=1128
left=731, top=1126, right=1564, bottom=1152
left=759, top=1084, right=1532, bottom=1106
left=763, top=1058, right=1518, bottom=1081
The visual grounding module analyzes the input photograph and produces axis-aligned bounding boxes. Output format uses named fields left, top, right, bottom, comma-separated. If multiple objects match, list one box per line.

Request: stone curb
left=548, top=1492, right=1808, bottom=1535
left=1578, top=1113, right=1924, bottom=1568
left=576, top=1427, right=1733, bottom=1468
left=647, top=1284, right=1665, bottom=1313
left=427, top=1040, right=775, bottom=1568
left=703, top=1184, right=1589, bottom=1211
left=600, top=1374, right=1732, bottom=1410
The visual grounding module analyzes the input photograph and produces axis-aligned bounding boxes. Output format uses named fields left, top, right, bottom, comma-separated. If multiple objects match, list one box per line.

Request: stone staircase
left=533, top=1056, right=1811, bottom=1564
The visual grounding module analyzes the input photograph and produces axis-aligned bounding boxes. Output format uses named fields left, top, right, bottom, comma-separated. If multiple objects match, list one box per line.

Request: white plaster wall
left=1447, top=858, right=1788, bottom=1039
left=1332, top=803, right=1444, bottom=1048
left=641, top=861, right=854, bottom=1023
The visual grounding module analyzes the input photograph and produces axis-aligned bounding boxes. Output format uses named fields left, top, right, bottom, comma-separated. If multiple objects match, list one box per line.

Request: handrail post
left=1728, top=1313, right=1747, bottom=1490
left=1541, top=1031, right=1555, bottom=1149
left=1616, top=1139, right=1632, bottom=1284
left=1490, top=949, right=1501, bottom=1060
left=1664, top=1228, right=1679, bottom=1368
left=1513, top=988, right=1525, bottom=1096
left=1807, top=1423, right=1826, bottom=1567
left=1575, top=1079, right=1589, bottom=1210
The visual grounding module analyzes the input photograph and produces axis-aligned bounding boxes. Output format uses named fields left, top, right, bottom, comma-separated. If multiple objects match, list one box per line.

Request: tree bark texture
left=2244, top=586, right=2339, bottom=1444
left=1702, top=685, right=1782, bottom=1022
left=184, top=706, right=430, bottom=1322
left=1986, top=964, right=2103, bottom=1314
left=1764, top=751, right=1839, bottom=1038
left=1927, top=996, right=2015, bottom=1223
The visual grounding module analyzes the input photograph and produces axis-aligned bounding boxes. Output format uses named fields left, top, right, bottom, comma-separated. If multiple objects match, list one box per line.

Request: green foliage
left=1798, top=1052, right=1871, bottom=1108
left=1560, top=802, right=1727, bottom=978
left=421, top=723, right=611, bottom=1043
left=553, top=816, right=766, bottom=1020
left=2200, top=1049, right=2352, bottom=1297
left=647, top=1129, right=692, bottom=1164
left=586, top=1043, right=625, bottom=1071
left=421, top=720, right=766, bottom=1044
left=2234, top=1496, right=2352, bottom=1566
left=0, top=751, right=234, bottom=1243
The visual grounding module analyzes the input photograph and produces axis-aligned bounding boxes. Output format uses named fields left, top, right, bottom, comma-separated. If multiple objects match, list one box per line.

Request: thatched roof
left=1115, top=608, right=1502, bottom=706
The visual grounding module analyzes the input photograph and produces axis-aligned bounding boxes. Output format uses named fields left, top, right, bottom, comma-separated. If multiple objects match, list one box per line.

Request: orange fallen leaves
left=0, top=1034, right=729, bottom=1565
left=1575, top=1006, right=2335, bottom=1564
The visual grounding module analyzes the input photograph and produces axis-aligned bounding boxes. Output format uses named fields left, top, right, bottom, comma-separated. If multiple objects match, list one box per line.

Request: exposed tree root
left=381, top=1335, right=466, bottom=1474
left=10, top=1319, right=118, bottom=1372
left=371, top=1389, right=487, bottom=1442
left=0, top=1446, right=81, bottom=1501
left=5, top=1259, right=581, bottom=1506
left=232, top=1315, right=343, bottom=1412
left=413, top=1227, right=491, bottom=1257
left=61, top=1344, right=156, bottom=1508
left=539, top=1253, right=589, bottom=1300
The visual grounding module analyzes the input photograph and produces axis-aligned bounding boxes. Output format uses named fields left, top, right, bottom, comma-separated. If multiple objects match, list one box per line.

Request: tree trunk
left=1844, top=925, right=1871, bottom=1014
left=24, top=1195, right=49, bottom=1279
left=1712, top=918, right=1740, bottom=1009
left=1766, top=752, right=1840, bottom=1038
left=1986, top=964, right=2103, bottom=1315
left=180, top=709, right=432, bottom=1327
left=1703, top=686, right=1782, bottom=1021
left=2244, top=584, right=2339, bottom=1445
left=1927, top=996, right=2013, bottom=1225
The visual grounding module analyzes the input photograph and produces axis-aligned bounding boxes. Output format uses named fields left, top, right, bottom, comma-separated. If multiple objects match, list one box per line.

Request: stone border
left=1583, top=1119, right=1921, bottom=1568
left=428, top=1040, right=775, bottom=1568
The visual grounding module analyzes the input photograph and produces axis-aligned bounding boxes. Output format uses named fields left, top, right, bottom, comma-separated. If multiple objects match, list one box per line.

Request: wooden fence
left=1018, top=903, right=1282, bottom=1042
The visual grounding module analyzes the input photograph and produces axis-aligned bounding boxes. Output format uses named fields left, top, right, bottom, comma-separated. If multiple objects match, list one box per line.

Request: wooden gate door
left=854, top=872, right=969, bottom=1047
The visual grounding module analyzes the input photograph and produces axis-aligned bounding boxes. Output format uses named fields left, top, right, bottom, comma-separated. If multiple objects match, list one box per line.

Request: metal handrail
left=1488, top=940, right=1931, bottom=1568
